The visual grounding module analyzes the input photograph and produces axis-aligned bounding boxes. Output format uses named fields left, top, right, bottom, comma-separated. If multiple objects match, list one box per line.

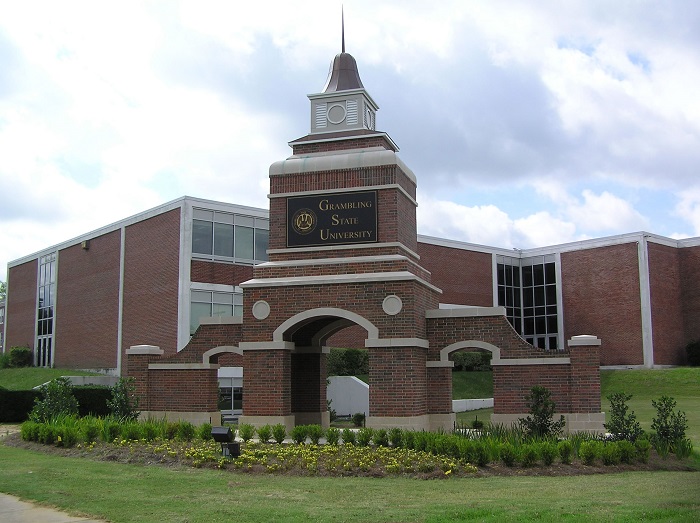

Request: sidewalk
left=0, top=493, right=107, bottom=523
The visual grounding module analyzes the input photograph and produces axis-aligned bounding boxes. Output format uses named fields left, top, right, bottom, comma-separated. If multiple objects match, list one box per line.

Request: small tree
left=106, top=377, right=140, bottom=421
left=604, top=392, right=643, bottom=441
left=518, top=385, right=565, bottom=439
left=29, top=377, right=79, bottom=422
left=651, top=395, right=688, bottom=452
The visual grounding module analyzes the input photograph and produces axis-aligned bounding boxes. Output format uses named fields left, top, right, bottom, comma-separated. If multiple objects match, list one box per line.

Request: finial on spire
left=341, top=6, right=345, bottom=53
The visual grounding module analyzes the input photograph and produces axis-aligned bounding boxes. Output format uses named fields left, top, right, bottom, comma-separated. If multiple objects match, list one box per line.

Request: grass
left=0, top=367, right=102, bottom=390
left=0, top=444, right=698, bottom=522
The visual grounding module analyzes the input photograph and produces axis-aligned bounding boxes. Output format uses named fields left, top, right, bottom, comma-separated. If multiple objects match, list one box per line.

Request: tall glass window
left=191, top=208, right=269, bottom=264
left=497, top=254, right=559, bottom=350
left=36, top=253, right=56, bottom=367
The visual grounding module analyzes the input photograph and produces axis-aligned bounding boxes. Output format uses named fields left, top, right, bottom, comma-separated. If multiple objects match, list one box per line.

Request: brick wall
left=647, top=242, right=685, bottom=365
left=55, top=230, right=121, bottom=368
left=680, top=245, right=700, bottom=345
left=121, top=209, right=181, bottom=369
left=417, top=243, right=493, bottom=306
left=369, top=346, right=427, bottom=417
left=243, top=350, right=291, bottom=416
left=291, top=135, right=397, bottom=155
left=5, top=260, right=38, bottom=350
left=561, top=243, right=643, bottom=365
left=190, top=260, right=253, bottom=286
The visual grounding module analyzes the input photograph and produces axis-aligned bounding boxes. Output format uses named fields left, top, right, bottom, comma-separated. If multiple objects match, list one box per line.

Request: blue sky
left=1, top=0, right=700, bottom=282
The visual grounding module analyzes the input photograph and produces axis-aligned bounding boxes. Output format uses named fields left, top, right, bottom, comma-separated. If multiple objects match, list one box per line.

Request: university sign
left=286, top=191, right=378, bottom=247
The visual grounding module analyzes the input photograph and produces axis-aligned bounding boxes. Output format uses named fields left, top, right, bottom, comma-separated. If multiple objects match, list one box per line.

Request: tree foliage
left=106, top=377, right=140, bottom=421
left=29, top=377, right=79, bottom=423
left=604, top=392, right=643, bottom=441
left=518, top=385, right=566, bottom=439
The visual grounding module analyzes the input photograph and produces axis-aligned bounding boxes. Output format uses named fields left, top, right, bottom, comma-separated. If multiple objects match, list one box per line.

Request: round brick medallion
left=252, top=300, right=271, bottom=320
left=382, top=295, right=403, bottom=316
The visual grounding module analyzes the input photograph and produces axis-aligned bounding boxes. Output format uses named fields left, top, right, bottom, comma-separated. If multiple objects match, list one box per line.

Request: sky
left=1, top=0, right=700, bottom=283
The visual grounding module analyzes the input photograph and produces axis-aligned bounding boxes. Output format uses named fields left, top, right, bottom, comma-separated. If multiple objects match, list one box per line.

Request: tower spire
left=342, top=6, right=345, bottom=53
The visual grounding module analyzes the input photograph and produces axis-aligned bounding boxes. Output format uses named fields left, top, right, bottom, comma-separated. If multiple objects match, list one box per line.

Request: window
left=190, top=288, right=243, bottom=335
left=36, top=253, right=56, bottom=367
left=497, top=255, right=559, bottom=350
left=192, top=208, right=269, bottom=263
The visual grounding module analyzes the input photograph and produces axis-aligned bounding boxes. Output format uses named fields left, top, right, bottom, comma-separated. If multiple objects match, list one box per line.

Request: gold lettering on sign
left=319, top=199, right=373, bottom=211
left=320, top=229, right=373, bottom=241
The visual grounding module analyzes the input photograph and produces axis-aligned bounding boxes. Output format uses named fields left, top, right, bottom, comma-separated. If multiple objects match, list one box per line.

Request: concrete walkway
left=0, top=493, right=107, bottom=523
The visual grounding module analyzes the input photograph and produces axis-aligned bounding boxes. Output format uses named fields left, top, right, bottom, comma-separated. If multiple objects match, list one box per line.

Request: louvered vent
left=315, top=103, right=327, bottom=128
left=346, top=100, right=358, bottom=124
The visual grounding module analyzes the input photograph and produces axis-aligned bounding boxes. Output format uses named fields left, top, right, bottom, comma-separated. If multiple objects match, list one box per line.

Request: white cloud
left=675, top=187, right=700, bottom=236
left=564, top=190, right=649, bottom=233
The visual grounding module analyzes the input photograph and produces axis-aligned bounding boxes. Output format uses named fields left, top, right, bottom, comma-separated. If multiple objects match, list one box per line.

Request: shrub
left=341, top=428, right=356, bottom=445
left=238, top=423, right=256, bottom=443
left=9, top=346, right=32, bottom=368
left=20, top=421, right=41, bottom=442
left=685, top=339, right=700, bottom=366
left=558, top=440, right=573, bottom=464
left=197, top=422, right=213, bottom=441
left=29, top=378, right=79, bottom=423
left=0, top=352, right=12, bottom=368
left=106, top=377, right=140, bottom=421
left=651, top=396, right=688, bottom=453
left=519, top=444, right=539, bottom=467
left=402, top=430, right=415, bottom=450
left=518, top=386, right=565, bottom=439
left=452, top=351, right=492, bottom=371
left=326, top=427, right=340, bottom=445
left=290, top=425, right=308, bottom=444
left=357, top=427, right=373, bottom=447
left=176, top=421, right=196, bottom=441
left=121, top=421, right=142, bottom=441
left=578, top=441, right=600, bottom=465
left=674, top=438, right=693, bottom=459
left=617, top=440, right=636, bottom=464
left=256, top=424, right=272, bottom=443
left=327, top=347, right=369, bottom=376
left=307, top=424, right=324, bottom=444
left=540, top=442, right=558, bottom=466
left=352, top=412, right=366, bottom=427
left=635, top=437, right=651, bottom=463
left=388, top=427, right=403, bottom=447
left=372, top=428, right=389, bottom=447
left=272, top=424, right=287, bottom=444
left=604, top=392, right=643, bottom=441
left=73, top=387, right=111, bottom=417
left=500, top=443, right=518, bottom=467
left=100, top=418, right=121, bottom=443
left=0, top=388, right=41, bottom=422
left=601, top=443, right=621, bottom=466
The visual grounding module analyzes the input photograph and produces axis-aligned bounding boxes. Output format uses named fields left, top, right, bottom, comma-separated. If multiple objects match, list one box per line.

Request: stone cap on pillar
left=567, top=335, right=601, bottom=347
left=126, top=345, right=164, bottom=355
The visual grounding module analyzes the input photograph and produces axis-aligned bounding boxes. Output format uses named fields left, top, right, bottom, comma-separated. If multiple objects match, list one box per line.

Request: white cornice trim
left=240, top=271, right=442, bottom=293
left=270, top=149, right=414, bottom=184
left=267, top=241, right=421, bottom=260
left=365, top=338, right=430, bottom=348
left=426, top=306, right=506, bottom=318
left=239, top=341, right=296, bottom=350
left=255, top=254, right=428, bottom=275
left=492, top=358, right=570, bottom=366
left=269, top=183, right=417, bottom=207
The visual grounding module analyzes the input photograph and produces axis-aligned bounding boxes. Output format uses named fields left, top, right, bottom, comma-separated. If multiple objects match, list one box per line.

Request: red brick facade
left=5, top=259, right=38, bottom=350
left=679, top=245, right=700, bottom=346
left=561, top=243, right=644, bottom=365
left=55, top=230, right=121, bottom=368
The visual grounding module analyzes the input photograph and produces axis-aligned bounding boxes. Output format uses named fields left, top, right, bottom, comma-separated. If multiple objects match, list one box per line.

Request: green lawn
left=0, top=444, right=698, bottom=522
left=0, top=368, right=102, bottom=390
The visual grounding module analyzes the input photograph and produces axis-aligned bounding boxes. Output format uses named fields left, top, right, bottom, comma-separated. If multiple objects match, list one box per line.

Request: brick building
left=3, top=46, right=700, bottom=389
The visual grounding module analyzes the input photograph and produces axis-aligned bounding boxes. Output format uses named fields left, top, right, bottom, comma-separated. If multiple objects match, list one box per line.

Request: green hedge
left=0, top=385, right=111, bottom=421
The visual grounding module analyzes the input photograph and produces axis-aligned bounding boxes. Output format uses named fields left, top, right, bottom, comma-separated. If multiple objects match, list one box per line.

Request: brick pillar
left=368, top=346, right=427, bottom=420
left=291, top=351, right=328, bottom=426
left=427, top=363, right=453, bottom=413
left=568, top=335, right=602, bottom=413
left=241, top=349, right=291, bottom=416
left=125, top=345, right=164, bottom=412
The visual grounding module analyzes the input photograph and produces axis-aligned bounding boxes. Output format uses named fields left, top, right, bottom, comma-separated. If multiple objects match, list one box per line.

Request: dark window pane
left=533, top=264, right=545, bottom=286
left=545, top=262, right=556, bottom=284
left=546, top=285, right=557, bottom=305
left=513, top=267, right=520, bottom=286
left=192, top=220, right=213, bottom=254
left=547, top=315, right=558, bottom=334
left=522, top=266, right=533, bottom=287
left=505, top=287, right=513, bottom=306
left=255, top=229, right=269, bottom=261
left=535, top=316, right=546, bottom=334
left=524, top=317, right=534, bottom=335
left=523, top=288, right=533, bottom=307
left=214, top=223, right=234, bottom=257
left=497, top=264, right=505, bottom=285
left=546, top=305, right=557, bottom=315
left=234, top=225, right=254, bottom=260
left=498, top=287, right=505, bottom=306
left=549, top=336, right=558, bottom=350
left=505, top=266, right=512, bottom=286
left=526, top=337, right=534, bottom=345
left=535, top=306, right=545, bottom=317
left=514, top=318, right=522, bottom=334
left=523, top=307, right=534, bottom=318
left=537, top=337, right=546, bottom=349
left=534, top=286, right=545, bottom=306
